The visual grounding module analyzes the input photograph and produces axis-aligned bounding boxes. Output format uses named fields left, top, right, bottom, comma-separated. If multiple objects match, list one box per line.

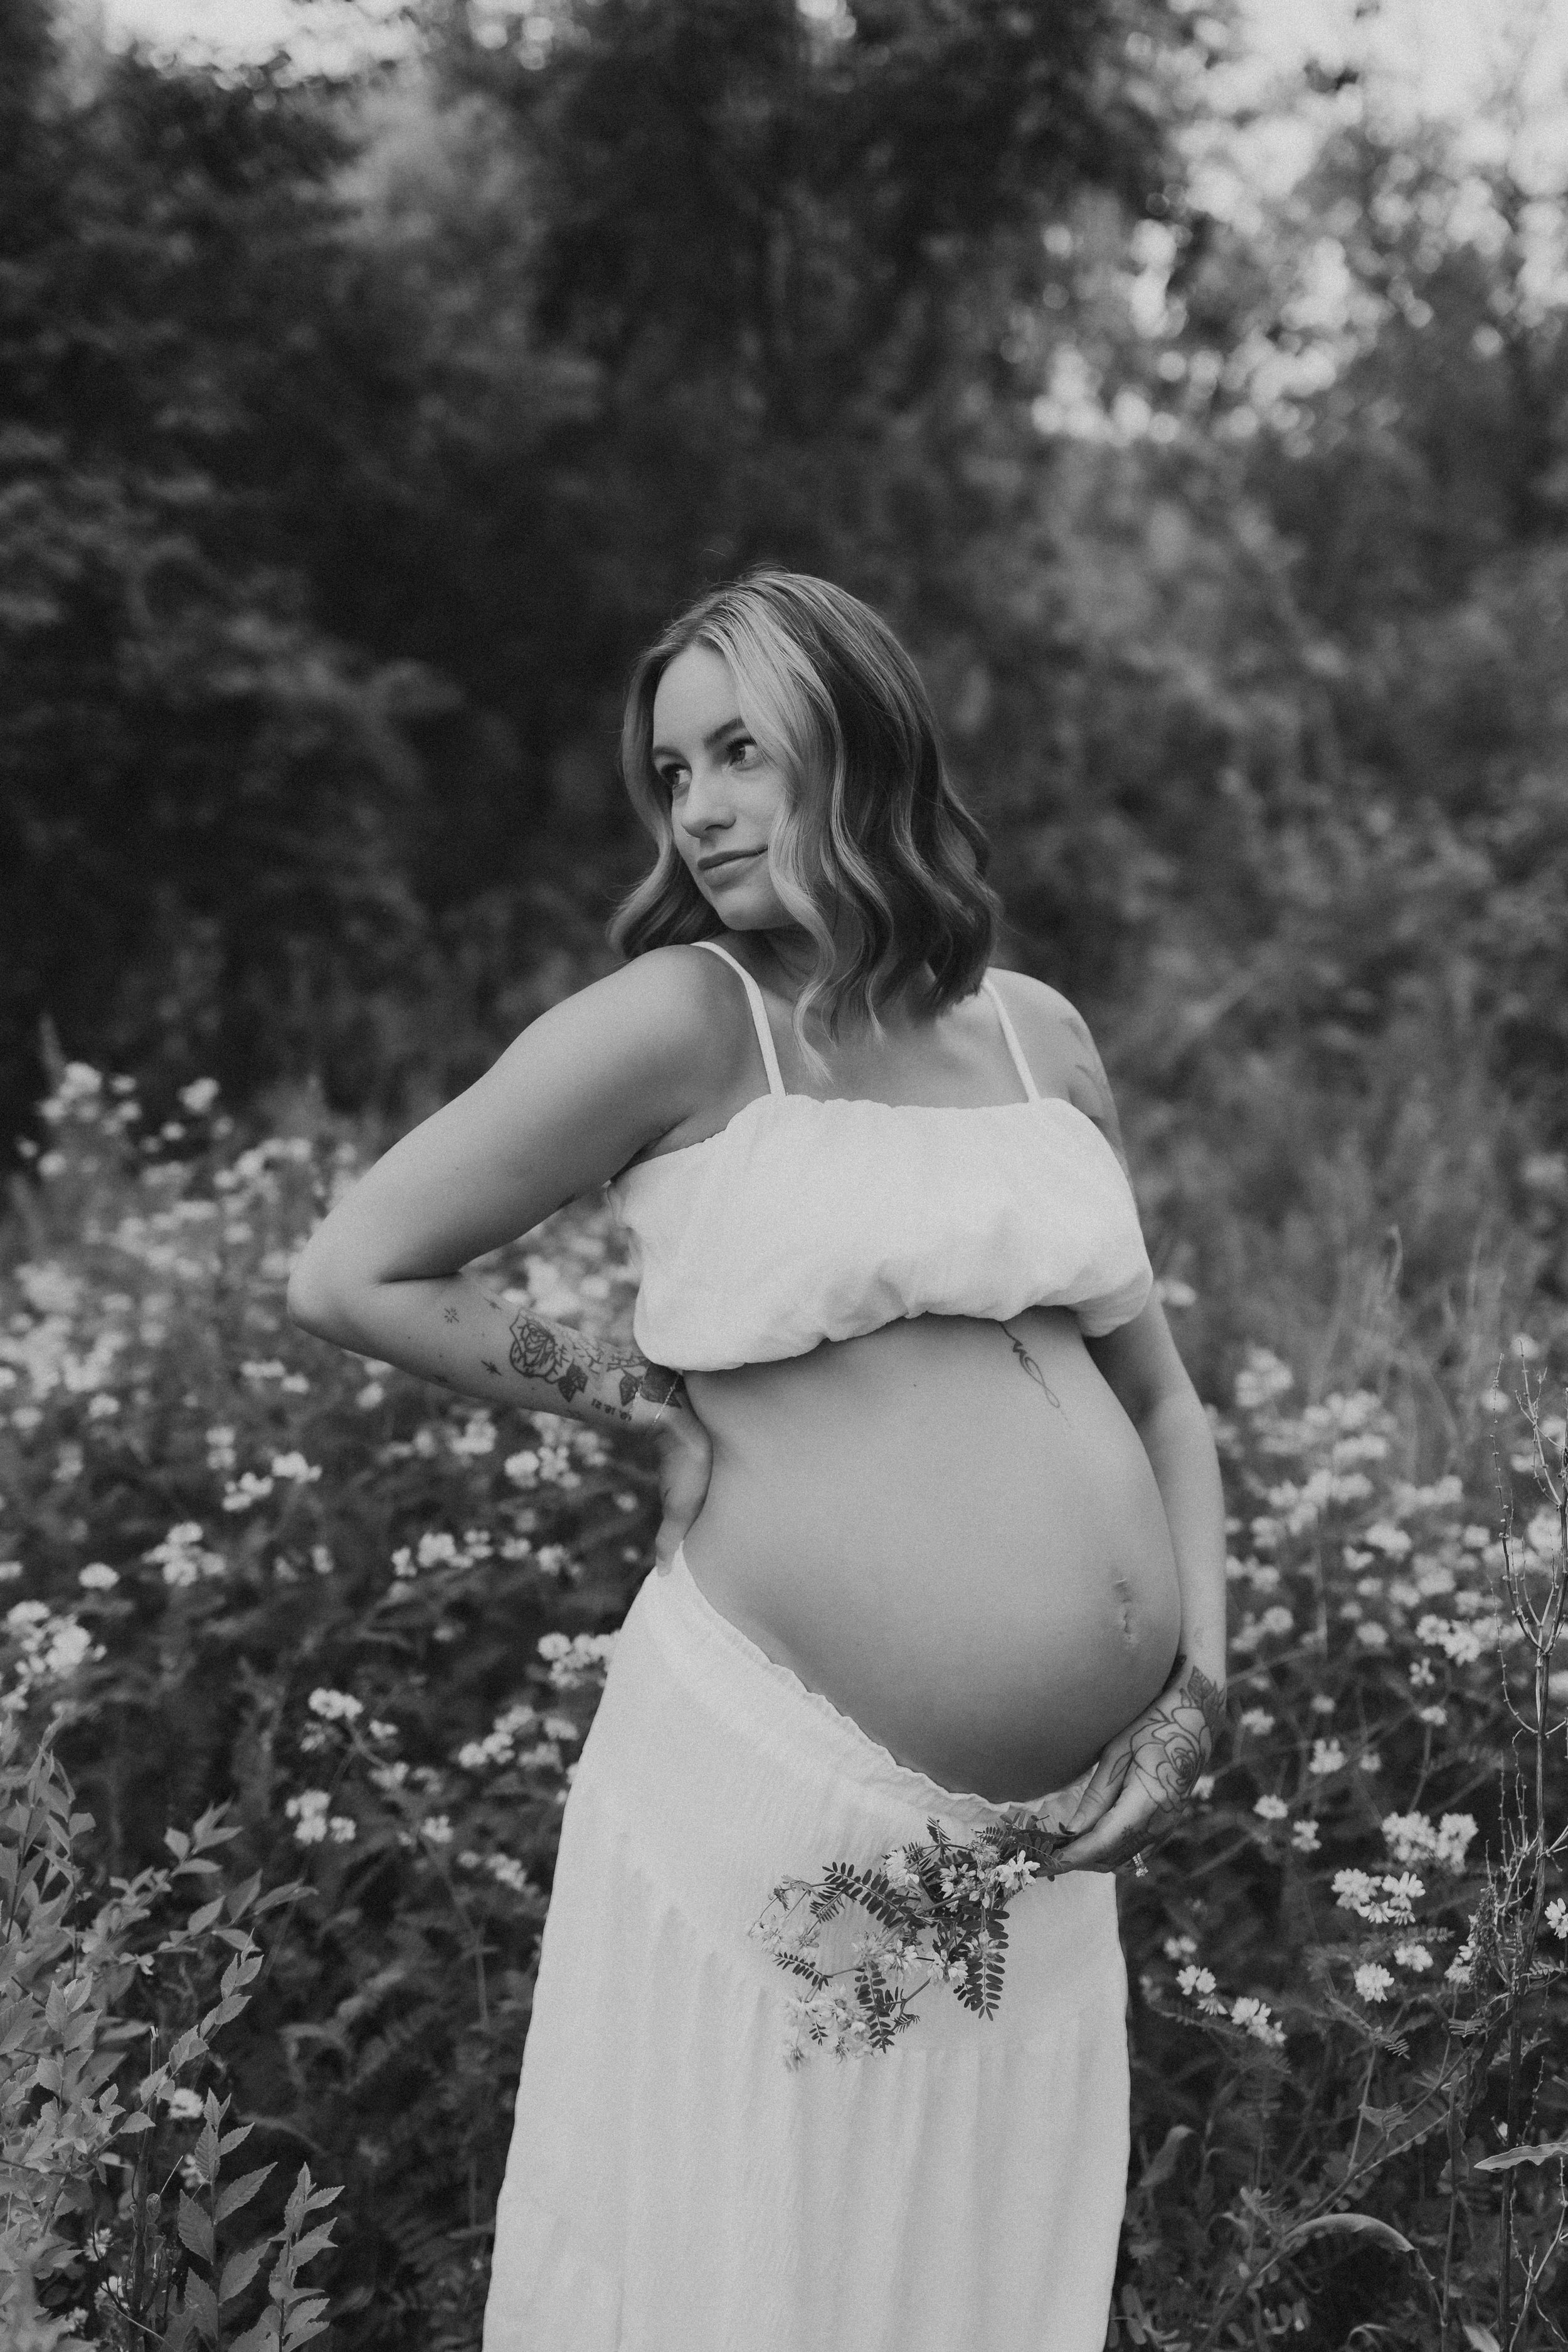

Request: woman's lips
left=700, top=850, right=762, bottom=878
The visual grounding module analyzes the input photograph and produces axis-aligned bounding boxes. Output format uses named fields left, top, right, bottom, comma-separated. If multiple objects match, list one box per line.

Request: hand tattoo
left=1000, top=1321, right=1061, bottom=1412
left=1094, top=1653, right=1226, bottom=1862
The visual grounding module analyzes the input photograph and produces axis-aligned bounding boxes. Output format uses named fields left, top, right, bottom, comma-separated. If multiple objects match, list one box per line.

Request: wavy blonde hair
left=609, top=569, right=1000, bottom=1072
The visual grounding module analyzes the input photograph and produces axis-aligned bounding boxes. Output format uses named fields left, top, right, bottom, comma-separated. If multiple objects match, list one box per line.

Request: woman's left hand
left=1051, top=1652, right=1226, bottom=1875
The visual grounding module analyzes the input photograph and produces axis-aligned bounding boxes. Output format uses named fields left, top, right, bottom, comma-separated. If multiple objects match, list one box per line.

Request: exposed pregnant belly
left=681, top=1306, right=1182, bottom=1804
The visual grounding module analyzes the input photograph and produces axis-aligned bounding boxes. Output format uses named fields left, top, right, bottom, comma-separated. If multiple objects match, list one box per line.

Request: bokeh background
left=6, top=0, right=1568, bottom=1387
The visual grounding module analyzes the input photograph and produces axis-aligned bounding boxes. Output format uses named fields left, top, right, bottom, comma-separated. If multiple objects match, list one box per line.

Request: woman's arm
left=292, top=1265, right=691, bottom=1436
left=1053, top=1296, right=1228, bottom=1872
left=285, top=946, right=734, bottom=1550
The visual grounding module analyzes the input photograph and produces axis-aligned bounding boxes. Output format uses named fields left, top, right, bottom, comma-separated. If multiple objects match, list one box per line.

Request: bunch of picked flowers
left=751, top=1811, right=1073, bottom=2068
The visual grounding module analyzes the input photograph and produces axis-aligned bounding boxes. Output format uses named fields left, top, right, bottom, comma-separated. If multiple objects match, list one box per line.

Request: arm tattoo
left=507, top=1313, right=589, bottom=1402
left=1000, top=1321, right=1061, bottom=1412
left=506, top=1311, right=687, bottom=1425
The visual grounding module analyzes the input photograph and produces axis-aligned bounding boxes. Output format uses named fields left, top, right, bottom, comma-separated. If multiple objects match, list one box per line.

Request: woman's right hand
left=653, top=1411, right=713, bottom=1567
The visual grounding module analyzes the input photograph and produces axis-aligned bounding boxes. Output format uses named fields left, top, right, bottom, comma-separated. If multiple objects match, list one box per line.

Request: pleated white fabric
left=482, top=1550, right=1131, bottom=2352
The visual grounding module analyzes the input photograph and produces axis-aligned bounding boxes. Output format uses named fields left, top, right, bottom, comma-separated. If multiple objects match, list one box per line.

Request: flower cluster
left=751, top=1812, right=1074, bottom=2067
left=1173, top=1964, right=1286, bottom=2046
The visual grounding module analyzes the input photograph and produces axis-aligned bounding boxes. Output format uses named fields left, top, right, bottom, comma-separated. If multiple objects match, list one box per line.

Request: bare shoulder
left=986, top=967, right=1129, bottom=1166
left=527, top=940, right=754, bottom=1083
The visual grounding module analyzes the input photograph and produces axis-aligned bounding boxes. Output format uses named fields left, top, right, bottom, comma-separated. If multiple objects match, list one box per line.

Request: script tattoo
left=1000, top=1321, right=1061, bottom=1412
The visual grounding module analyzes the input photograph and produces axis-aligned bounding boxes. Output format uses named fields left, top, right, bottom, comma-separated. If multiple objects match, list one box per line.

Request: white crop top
left=605, top=940, right=1153, bottom=1372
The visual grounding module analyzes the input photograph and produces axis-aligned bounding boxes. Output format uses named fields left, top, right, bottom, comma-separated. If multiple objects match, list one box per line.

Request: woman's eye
left=659, top=767, right=687, bottom=797
left=726, top=737, right=757, bottom=767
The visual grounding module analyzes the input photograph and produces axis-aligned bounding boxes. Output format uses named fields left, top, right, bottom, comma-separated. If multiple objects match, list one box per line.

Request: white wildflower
left=1354, top=1963, right=1394, bottom=2005
left=1229, top=1996, right=1285, bottom=2047
left=1355, top=1623, right=1391, bottom=1651
left=1290, top=1821, right=1321, bottom=1855
left=78, top=1563, right=119, bottom=1591
left=221, top=1473, right=275, bottom=1513
left=1234, top=1350, right=1293, bottom=1412
left=1416, top=1615, right=1486, bottom=1667
left=1237, top=1708, right=1275, bottom=1735
left=269, top=1452, right=321, bottom=1485
left=1394, top=1943, right=1433, bottom=1973
left=285, top=1791, right=331, bottom=1846
left=307, top=1688, right=363, bottom=1724
left=1362, top=1523, right=1412, bottom=1559
left=1523, top=1508, right=1561, bottom=1559
left=1308, top=1739, right=1345, bottom=1776
left=1544, top=1899, right=1567, bottom=1941
left=1381, top=1811, right=1476, bottom=1871
left=1163, top=1934, right=1197, bottom=1960
left=1253, top=1795, right=1289, bottom=1822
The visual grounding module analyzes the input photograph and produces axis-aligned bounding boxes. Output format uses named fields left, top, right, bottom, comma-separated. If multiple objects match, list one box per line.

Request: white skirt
left=482, top=1546, right=1130, bottom=2352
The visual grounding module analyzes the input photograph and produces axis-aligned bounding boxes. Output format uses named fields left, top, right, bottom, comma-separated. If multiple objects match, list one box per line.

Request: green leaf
left=183, top=2269, right=221, bottom=2343
left=220, top=2237, right=272, bottom=2305
left=1461, top=2328, right=1501, bottom=2352
left=279, top=2290, right=332, bottom=2349
left=1472, top=2139, right=1568, bottom=2173
left=1281, top=2212, right=1414, bottom=2258
left=177, top=2190, right=216, bottom=2267
left=287, top=2221, right=338, bottom=2270
left=216, top=2163, right=275, bottom=2223
left=228, top=2319, right=280, bottom=2352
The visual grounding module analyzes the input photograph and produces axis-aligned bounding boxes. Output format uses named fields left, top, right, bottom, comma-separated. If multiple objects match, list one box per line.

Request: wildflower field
left=3, top=1058, right=1565, bottom=2352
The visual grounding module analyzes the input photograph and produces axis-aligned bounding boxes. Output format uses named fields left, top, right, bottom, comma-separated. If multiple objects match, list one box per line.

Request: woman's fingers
left=1054, top=1782, right=1168, bottom=1874
left=1061, top=1745, right=1131, bottom=1836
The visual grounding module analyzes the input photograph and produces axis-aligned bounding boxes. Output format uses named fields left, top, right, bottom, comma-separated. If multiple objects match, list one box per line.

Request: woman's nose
left=676, top=763, right=733, bottom=840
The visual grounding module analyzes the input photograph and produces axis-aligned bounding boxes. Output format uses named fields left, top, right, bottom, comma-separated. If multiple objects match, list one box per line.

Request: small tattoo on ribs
left=1001, top=1322, right=1062, bottom=1412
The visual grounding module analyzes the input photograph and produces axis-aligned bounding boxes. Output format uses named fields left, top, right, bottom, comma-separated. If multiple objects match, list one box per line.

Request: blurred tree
left=0, top=1, right=471, bottom=1132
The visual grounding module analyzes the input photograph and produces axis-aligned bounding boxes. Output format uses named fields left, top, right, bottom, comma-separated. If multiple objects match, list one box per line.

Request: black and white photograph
left=4, top=1, right=1567, bottom=2346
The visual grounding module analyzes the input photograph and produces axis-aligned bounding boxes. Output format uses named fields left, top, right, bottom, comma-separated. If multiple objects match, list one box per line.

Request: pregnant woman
left=287, top=571, right=1227, bottom=2351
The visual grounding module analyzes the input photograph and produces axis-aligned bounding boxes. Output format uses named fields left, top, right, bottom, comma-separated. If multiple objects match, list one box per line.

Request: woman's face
left=650, top=644, right=797, bottom=933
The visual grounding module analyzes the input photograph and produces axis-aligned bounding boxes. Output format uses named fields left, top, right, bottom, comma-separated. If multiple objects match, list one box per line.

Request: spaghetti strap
left=691, top=940, right=787, bottom=1099
left=982, top=975, right=1041, bottom=1103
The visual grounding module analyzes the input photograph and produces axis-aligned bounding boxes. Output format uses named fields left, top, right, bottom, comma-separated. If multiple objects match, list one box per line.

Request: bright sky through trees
left=88, top=0, right=1568, bottom=137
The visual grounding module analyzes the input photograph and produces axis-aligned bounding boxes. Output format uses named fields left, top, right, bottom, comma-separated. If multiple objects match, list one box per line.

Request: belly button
left=1112, top=1577, right=1137, bottom=1644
